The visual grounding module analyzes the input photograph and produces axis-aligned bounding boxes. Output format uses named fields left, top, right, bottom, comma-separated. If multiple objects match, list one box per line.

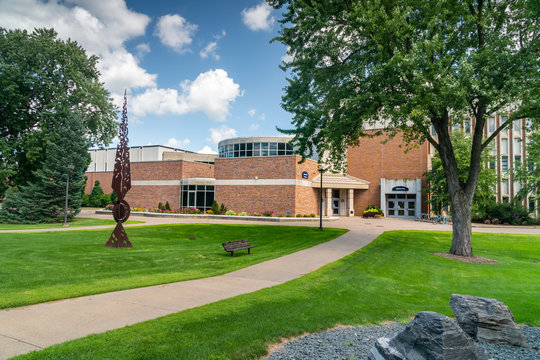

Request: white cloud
left=165, top=137, right=190, bottom=148
left=259, top=113, right=266, bottom=121
left=197, top=146, right=218, bottom=154
left=248, top=109, right=256, bottom=117
left=0, top=0, right=155, bottom=98
left=131, top=69, right=241, bottom=121
left=282, top=46, right=294, bottom=64
left=208, top=125, right=237, bottom=144
left=200, top=30, right=225, bottom=60
left=250, top=123, right=260, bottom=131
left=241, top=2, right=275, bottom=31
left=155, top=14, right=197, bottom=54
left=135, top=43, right=151, bottom=59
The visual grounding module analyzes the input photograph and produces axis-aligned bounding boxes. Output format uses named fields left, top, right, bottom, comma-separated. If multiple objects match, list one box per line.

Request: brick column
left=326, top=188, right=332, bottom=216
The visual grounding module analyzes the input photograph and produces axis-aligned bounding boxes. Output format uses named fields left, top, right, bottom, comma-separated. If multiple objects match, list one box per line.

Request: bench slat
left=222, top=239, right=255, bottom=256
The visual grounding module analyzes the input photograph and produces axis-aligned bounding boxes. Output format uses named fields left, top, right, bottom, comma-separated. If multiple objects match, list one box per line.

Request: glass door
left=332, top=189, right=340, bottom=216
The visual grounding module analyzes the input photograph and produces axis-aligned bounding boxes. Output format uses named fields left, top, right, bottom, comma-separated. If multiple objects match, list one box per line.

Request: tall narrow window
left=513, top=138, right=522, bottom=154
left=488, top=118, right=496, bottom=132
left=501, top=156, right=509, bottom=171
left=464, top=120, right=471, bottom=133
left=500, top=138, right=508, bottom=154
left=500, top=116, right=508, bottom=134
left=513, top=119, right=522, bottom=132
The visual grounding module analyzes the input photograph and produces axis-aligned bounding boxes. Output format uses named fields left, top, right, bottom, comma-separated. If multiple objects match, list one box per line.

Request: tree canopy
left=0, top=28, right=117, bottom=197
left=270, top=0, right=539, bottom=256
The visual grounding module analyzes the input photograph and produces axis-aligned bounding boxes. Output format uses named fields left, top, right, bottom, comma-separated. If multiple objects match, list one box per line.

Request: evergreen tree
left=89, top=180, right=104, bottom=207
left=0, top=113, right=91, bottom=223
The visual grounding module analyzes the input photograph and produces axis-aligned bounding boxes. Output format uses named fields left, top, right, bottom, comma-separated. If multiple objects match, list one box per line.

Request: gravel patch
left=266, top=323, right=540, bottom=360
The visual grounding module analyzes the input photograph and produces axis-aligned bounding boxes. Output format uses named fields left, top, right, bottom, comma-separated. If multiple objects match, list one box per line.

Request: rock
left=368, top=311, right=492, bottom=360
left=449, top=294, right=528, bottom=347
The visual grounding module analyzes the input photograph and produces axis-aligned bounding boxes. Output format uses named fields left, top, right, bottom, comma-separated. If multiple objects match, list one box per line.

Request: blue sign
left=392, top=186, right=409, bottom=191
left=302, top=171, right=309, bottom=179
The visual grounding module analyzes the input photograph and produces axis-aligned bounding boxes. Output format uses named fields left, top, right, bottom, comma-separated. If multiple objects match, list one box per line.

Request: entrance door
left=187, top=191, right=196, bottom=208
left=332, top=189, right=340, bottom=216
left=387, top=194, right=416, bottom=217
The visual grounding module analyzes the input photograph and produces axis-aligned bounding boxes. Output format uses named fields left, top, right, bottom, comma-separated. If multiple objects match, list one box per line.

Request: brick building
left=85, top=119, right=537, bottom=217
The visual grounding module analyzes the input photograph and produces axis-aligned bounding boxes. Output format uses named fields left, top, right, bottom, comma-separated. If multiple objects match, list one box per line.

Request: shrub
left=262, top=210, right=274, bottom=217
left=158, top=202, right=164, bottom=210
left=165, top=201, right=171, bottom=211
left=105, top=204, right=114, bottom=211
left=303, top=214, right=310, bottom=217
left=110, top=190, right=118, bottom=204
left=296, top=214, right=303, bottom=217
left=205, top=209, right=214, bottom=215
left=238, top=212, right=247, bottom=216
left=225, top=210, right=236, bottom=216
left=219, top=203, right=227, bottom=214
left=97, top=193, right=111, bottom=208
left=211, top=200, right=219, bottom=215
left=81, top=193, right=90, bottom=207
left=89, top=181, right=105, bottom=207
left=309, top=213, right=316, bottom=217
left=285, top=214, right=293, bottom=217
left=481, top=201, right=530, bottom=224
left=182, top=207, right=199, bottom=214
left=362, top=208, right=382, bottom=218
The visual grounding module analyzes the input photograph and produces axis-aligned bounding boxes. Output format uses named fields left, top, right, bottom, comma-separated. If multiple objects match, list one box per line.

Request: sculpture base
left=105, top=223, right=133, bottom=248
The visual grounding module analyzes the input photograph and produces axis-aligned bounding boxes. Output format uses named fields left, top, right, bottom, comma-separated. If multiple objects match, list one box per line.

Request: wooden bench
left=222, top=239, right=255, bottom=257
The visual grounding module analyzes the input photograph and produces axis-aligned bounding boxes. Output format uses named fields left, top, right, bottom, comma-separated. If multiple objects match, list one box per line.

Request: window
left=452, top=121, right=461, bottom=132
left=286, top=143, right=294, bottom=155
left=431, top=124, right=437, bottom=136
left=253, top=142, right=260, bottom=156
left=246, top=142, right=253, bottom=157
left=501, top=156, right=508, bottom=171
left=464, top=120, right=471, bottom=134
left=514, top=181, right=521, bottom=194
left=500, top=117, right=508, bottom=135
left=513, top=119, right=522, bottom=132
left=514, top=155, right=522, bottom=167
left=261, top=142, right=269, bottom=156
left=269, top=142, right=277, bottom=156
left=181, top=184, right=215, bottom=211
left=488, top=118, right=496, bottom=132
left=488, top=161, right=496, bottom=170
left=501, top=179, right=509, bottom=194
left=502, top=196, right=509, bottom=203
left=530, top=198, right=536, bottom=213
left=500, top=138, right=508, bottom=154
left=513, top=138, right=522, bottom=154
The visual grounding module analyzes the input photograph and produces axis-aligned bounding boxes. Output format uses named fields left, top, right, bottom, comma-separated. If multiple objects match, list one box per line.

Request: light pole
left=318, top=167, right=324, bottom=231
left=63, top=164, right=75, bottom=227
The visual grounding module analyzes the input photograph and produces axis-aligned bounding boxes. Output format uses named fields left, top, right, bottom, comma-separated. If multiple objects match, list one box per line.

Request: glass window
left=196, top=185, right=205, bottom=191
left=489, top=161, right=496, bottom=169
left=513, top=138, right=522, bottom=154
left=253, top=142, right=260, bottom=156
left=278, top=142, right=285, bottom=155
left=502, top=196, right=509, bottom=203
left=501, top=138, right=508, bottom=154
left=530, top=198, right=536, bottom=212
left=513, top=119, right=522, bottom=132
left=286, top=143, right=294, bottom=155
left=501, top=156, right=508, bottom=171
left=196, top=191, right=205, bottom=209
left=500, top=117, right=508, bottom=134
left=205, top=191, right=213, bottom=207
left=502, top=178, right=509, bottom=194
left=269, top=142, right=277, bottom=156
left=407, top=194, right=416, bottom=199
left=388, top=194, right=396, bottom=199
left=514, top=155, right=521, bottom=167
left=397, top=194, right=405, bottom=199
left=431, top=124, right=437, bottom=136
left=188, top=185, right=196, bottom=190
left=488, top=118, right=495, bottom=133
left=261, top=142, right=269, bottom=156
left=514, top=181, right=521, bottom=193
left=464, top=120, right=471, bottom=133
left=452, top=121, right=461, bottom=132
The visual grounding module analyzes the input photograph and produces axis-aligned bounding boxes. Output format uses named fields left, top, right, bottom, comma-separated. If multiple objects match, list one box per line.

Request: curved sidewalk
left=0, top=216, right=538, bottom=359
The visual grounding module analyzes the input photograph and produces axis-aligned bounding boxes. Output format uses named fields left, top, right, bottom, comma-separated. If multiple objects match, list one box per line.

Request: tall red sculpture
left=105, top=92, right=132, bottom=248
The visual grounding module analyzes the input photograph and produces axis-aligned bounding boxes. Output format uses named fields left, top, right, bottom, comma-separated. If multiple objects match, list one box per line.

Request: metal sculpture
left=105, top=91, right=132, bottom=248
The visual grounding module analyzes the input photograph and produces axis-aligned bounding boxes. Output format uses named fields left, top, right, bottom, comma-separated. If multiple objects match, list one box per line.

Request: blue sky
left=0, top=0, right=293, bottom=153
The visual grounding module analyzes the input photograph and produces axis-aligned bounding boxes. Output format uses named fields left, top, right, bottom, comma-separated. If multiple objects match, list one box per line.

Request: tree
left=425, top=131, right=497, bottom=215
left=0, top=113, right=91, bottom=223
left=0, top=28, right=116, bottom=198
left=270, top=0, right=539, bottom=256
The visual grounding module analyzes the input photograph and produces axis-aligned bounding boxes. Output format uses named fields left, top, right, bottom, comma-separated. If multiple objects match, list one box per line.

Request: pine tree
left=0, top=113, right=91, bottom=223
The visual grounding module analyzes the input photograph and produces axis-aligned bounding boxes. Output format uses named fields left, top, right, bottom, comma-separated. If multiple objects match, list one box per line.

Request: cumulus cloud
left=155, top=14, right=197, bottom=54
left=208, top=125, right=237, bottom=144
left=197, top=146, right=218, bottom=154
left=0, top=0, right=155, bottom=98
left=165, top=137, right=190, bottom=148
left=250, top=123, right=260, bottom=131
left=241, top=2, right=275, bottom=31
left=248, top=109, right=256, bottom=117
left=131, top=69, right=241, bottom=121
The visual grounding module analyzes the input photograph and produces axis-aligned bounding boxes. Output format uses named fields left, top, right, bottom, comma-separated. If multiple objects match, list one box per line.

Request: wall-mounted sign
left=392, top=186, right=409, bottom=191
left=302, top=171, right=309, bottom=179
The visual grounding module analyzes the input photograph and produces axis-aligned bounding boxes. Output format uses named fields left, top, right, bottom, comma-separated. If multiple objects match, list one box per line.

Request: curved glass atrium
left=218, top=140, right=294, bottom=158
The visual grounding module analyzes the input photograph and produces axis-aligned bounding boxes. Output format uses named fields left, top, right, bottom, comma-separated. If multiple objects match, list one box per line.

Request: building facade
left=85, top=121, right=537, bottom=217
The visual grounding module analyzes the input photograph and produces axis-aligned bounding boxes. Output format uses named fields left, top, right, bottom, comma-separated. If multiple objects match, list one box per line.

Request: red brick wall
left=215, top=185, right=296, bottom=215
left=85, top=172, right=114, bottom=194
left=347, top=131, right=429, bottom=214
left=181, top=161, right=214, bottom=178
left=125, top=185, right=180, bottom=209
left=215, top=156, right=302, bottom=179
left=295, top=185, right=320, bottom=215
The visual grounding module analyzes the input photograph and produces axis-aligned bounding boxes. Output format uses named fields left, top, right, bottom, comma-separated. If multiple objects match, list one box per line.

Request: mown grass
left=0, top=217, right=143, bottom=230
left=17, top=231, right=540, bottom=360
left=0, top=224, right=347, bottom=309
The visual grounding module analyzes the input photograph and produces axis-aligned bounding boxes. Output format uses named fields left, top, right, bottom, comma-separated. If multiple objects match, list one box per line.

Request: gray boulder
left=369, top=311, right=491, bottom=360
left=449, top=294, right=528, bottom=347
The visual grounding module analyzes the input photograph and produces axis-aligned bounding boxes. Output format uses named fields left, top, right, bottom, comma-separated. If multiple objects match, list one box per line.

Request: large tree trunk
left=449, top=190, right=473, bottom=257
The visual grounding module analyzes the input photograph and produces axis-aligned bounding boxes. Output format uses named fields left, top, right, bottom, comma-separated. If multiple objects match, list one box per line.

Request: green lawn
left=0, top=224, right=347, bottom=309
left=0, top=217, right=143, bottom=230
left=17, top=230, right=540, bottom=360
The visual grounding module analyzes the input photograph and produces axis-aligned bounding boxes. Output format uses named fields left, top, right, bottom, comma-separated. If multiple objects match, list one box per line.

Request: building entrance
left=386, top=194, right=416, bottom=217
left=332, top=189, right=340, bottom=216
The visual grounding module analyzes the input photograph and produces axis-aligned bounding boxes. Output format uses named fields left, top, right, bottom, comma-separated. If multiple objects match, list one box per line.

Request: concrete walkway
left=0, top=215, right=538, bottom=359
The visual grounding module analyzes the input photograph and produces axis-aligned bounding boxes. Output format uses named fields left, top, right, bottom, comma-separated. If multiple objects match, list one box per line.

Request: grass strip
left=0, top=217, right=143, bottom=230
left=0, top=224, right=347, bottom=308
left=16, top=230, right=540, bottom=360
